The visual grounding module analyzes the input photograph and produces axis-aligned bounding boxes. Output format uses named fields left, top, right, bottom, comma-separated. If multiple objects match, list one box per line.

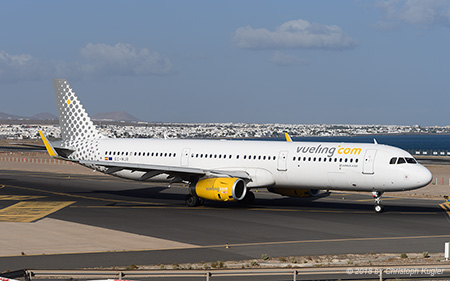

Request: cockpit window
left=397, top=157, right=406, bottom=164
left=389, top=157, right=397, bottom=165
left=405, top=157, right=417, bottom=164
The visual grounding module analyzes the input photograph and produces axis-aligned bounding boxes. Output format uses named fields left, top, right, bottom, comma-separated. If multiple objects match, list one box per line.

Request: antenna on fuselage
left=373, top=138, right=378, bottom=144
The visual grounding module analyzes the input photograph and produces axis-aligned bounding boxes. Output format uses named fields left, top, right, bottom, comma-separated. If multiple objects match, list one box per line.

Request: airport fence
left=25, top=266, right=450, bottom=281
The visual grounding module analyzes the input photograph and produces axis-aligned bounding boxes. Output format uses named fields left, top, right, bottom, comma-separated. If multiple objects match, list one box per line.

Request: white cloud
left=268, top=52, right=309, bottom=66
left=79, top=43, right=173, bottom=76
left=233, top=19, right=358, bottom=50
left=375, top=0, right=450, bottom=27
left=0, top=51, right=49, bottom=82
left=0, top=43, right=174, bottom=82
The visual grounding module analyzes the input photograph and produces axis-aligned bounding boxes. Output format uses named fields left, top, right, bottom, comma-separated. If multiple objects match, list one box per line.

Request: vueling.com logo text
left=297, top=145, right=361, bottom=157
left=337, top=145, right=361, bottom=155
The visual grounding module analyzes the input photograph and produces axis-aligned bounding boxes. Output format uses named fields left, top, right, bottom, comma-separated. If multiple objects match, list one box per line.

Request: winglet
left=285, top=132, right=292, bottom=142
left=39, top=130, right=58, bottom=157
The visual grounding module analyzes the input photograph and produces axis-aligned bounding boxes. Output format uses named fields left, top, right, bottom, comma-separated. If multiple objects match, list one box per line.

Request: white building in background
left=0, top=122, right=446, bottom=140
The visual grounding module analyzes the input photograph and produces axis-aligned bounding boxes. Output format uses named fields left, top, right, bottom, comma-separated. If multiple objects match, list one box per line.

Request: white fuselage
left=94, top=138, right=432, bottom=192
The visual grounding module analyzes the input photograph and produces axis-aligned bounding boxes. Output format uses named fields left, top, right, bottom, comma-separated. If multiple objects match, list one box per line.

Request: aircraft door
left=363, top=149, right=377, bottom=174
left=181, top=148, right=190, bottom=166
left=277, top=151, right=288, bottom=171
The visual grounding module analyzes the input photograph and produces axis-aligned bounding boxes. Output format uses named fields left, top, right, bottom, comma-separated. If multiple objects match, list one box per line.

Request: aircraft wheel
left=239, top=191, right=255, bottom=205
left=186, top=194, right=200, bottom=207
left=374, top=204, right=384, bottom=213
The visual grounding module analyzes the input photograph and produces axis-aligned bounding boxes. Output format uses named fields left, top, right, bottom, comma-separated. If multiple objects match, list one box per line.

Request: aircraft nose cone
left=419, top=167, right=433, bottom=186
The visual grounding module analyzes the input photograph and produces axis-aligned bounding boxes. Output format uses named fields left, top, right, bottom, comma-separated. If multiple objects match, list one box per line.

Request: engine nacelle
left=267, top=188, right=320, bottom=198
left=195, top=177, right=247, bottom=201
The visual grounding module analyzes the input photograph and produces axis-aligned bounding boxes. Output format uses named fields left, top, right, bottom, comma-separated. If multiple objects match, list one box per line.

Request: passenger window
left=244, top=155, right=247, bottom=159
left=345, top=158, right=348, bottom=163
left=355, top=159, right=358, bottom=163
left=397, top=157, right=406, bottom=164
left=389, top=157, right=397, bottom=165
left=268, top=156, right=271, bottom=160
left=174, top=153, right=176, bottom=157
left=273, top=156, right=276, bottom=160
left=263, top=156, right=266, bottom=160
left=237, top=155, right=240, bottom=159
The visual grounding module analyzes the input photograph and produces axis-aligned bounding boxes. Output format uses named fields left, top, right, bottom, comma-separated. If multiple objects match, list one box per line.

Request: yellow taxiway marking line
left=0, top=201, right=75, bottom=223
left=4, top=233, right=450, bottom=258
left=70, top=205, right=437, bottom=215
left=439, top=202, right=450, bottom=218
left=2, top=183, right=166, bottom=206
left=354, top=198, right=402, bottom=202
left=203, top=234, right=450, bottom=249
left=0, top=195, right=46, bottom=201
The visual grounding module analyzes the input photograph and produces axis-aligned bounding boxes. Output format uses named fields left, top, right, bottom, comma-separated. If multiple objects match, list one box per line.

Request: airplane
left=39, top=79, right=433, bottom=213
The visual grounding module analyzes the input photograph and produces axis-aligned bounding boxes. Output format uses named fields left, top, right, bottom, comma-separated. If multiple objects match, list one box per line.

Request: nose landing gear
left=372, top=191, right=384, bottom=213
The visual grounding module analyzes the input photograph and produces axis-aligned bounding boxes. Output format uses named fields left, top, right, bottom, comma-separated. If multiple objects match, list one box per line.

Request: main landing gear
left=372, top=191, right=384, bottom=213
left=185, top=191, right=255, bottom=207
left=239, top=191, right=255, bottom=205
left=186, top=194, right=204, bottom=207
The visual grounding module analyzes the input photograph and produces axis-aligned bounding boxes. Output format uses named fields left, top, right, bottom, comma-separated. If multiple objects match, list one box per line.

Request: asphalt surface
left=0, top=169, right=449, bottom=271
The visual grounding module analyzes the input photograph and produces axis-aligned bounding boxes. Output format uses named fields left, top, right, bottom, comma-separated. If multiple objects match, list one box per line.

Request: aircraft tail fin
left=53, top=79, right=103, bottom=142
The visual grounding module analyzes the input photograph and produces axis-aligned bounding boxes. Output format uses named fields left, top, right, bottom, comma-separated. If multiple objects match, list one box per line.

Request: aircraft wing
left=79, top=160, right=252, bottom=181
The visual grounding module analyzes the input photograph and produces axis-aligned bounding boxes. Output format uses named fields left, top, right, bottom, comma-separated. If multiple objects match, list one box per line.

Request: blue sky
left=1, top=0, right=450, bottom=126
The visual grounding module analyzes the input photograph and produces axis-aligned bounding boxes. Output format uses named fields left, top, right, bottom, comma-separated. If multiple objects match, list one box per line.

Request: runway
left=0, top=169, right=449, bottom=270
